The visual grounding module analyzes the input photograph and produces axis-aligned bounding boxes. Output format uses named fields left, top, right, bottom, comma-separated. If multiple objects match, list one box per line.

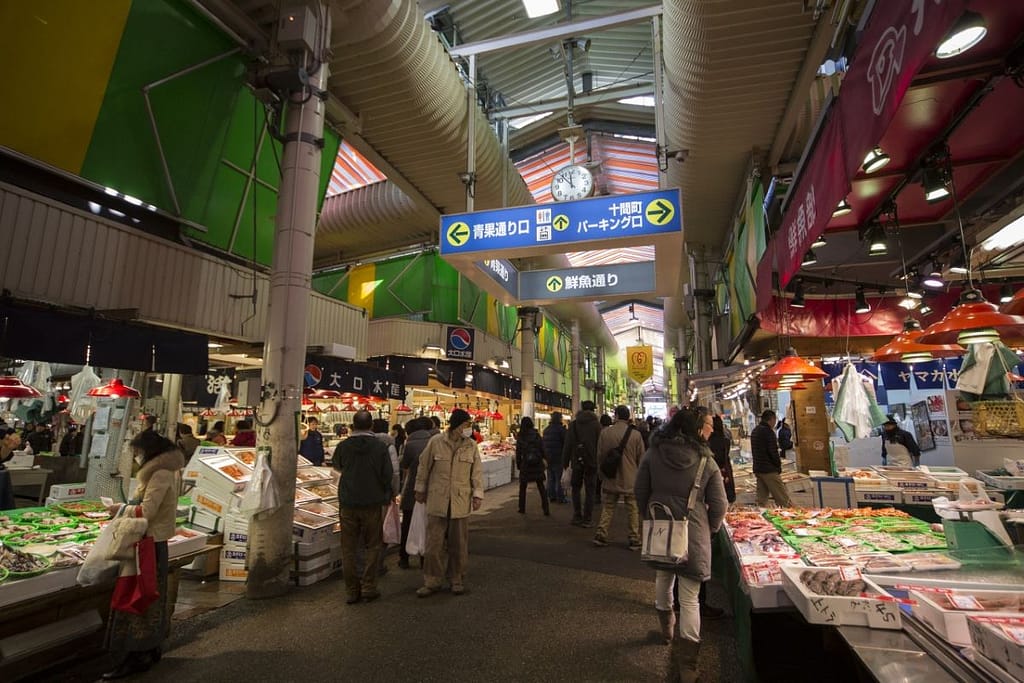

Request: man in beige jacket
left=594, top=405, right=646, bottom=550
left=414, top=409, right=484, bottom=597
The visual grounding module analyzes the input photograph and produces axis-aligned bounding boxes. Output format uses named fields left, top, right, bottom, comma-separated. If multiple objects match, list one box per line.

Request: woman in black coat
left=707, top=415, right=736, bottom=503
left=515, top=417, right=550, bottom=516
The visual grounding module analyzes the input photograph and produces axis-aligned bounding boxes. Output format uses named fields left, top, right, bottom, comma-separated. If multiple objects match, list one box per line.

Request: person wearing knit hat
left=414, top=407, right=484, bottom=597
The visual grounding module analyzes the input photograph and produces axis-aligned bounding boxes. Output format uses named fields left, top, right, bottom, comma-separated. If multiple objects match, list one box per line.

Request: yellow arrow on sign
left=546, top=275, right=563, bottom=292
left=644, top=199, right=675, bottom=226
left=447, top=222, right=470, bottom=247
left=553, top=214, right=569, bottom=231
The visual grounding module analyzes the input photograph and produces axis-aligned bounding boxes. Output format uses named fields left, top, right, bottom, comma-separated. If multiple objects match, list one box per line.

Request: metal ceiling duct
left=323, top=0, right=616, bottom=352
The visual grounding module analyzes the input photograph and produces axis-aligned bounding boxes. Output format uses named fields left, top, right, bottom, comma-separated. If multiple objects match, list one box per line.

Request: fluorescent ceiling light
left=980, top=214, right=1024, bottom=252
left=618, top=95, right=655, bottom=107
left=936, top=11, right=987, bottom=59
left=508, top=112, right=552, bottom=129
left=208, top=342, right=223, bottom=349
left=522, top=0, right=560, bottom=19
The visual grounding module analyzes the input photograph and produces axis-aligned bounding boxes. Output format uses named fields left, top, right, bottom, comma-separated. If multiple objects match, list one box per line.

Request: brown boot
left=673, top=637, right=700, bottom=683
left=656, top=608, right=675, bottom=645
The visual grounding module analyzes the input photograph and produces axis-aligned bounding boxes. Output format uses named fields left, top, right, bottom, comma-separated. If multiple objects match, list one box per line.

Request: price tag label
left=950, top=593, right=985, bottom=611
left=839, top=566, right=862, bottom=581
left=834, top=536, right=859, bottom=548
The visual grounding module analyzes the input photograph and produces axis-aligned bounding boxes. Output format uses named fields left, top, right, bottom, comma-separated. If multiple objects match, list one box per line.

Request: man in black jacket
left=751, top=410, right=792, bottom=508
left=333, top=410, right=394, bottom=604
left=562, top=401, right=601, bottom=527
left=542, top=412, right=567, bottom=503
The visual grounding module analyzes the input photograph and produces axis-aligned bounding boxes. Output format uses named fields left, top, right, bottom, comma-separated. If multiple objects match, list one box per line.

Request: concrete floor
left=40, top=481, right=743, bottom=682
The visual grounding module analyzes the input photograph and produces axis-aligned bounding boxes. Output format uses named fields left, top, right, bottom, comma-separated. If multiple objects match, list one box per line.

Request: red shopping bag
left=110, top=536, right=159, bottom=615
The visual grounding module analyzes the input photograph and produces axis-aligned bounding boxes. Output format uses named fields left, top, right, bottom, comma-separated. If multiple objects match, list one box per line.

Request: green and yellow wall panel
left=0, top=0, right=338, bottom=267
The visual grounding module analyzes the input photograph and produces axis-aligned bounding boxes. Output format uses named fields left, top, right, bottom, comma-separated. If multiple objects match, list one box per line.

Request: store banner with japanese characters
left=626, top=345, right=654, bottom=384
left=304, top=356, right=405, bottom=400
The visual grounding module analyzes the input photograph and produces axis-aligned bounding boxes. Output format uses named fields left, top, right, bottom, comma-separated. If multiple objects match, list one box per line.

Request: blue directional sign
left=476, top=258, right=519, bottom=297
left=439, top=188, right=681, bottom=255
left=519, top=261, right=656, bottom=302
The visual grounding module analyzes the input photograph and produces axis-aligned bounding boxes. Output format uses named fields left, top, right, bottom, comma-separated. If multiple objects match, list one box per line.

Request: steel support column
left=247, top=12, right=329, bottom=598
left=518, top=307, right=539, bottom=421
left=570, top=320, right=581, bottom=415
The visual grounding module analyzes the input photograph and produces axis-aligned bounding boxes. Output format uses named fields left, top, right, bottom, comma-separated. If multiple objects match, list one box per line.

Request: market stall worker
left=414, top=408, right=483, bottom=598
left=333, top=410, right=394, bottom=604
left=751, top=410, right=793, bottom=508
left=230, top=419, right=256, bottom=447
left=299, top=417, right=325, bottom=466
left=881, top=415, right=921, bottom=468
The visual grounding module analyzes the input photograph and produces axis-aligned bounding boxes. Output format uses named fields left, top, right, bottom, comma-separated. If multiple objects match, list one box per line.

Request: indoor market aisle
left=44, top=482, right=742, bottom=682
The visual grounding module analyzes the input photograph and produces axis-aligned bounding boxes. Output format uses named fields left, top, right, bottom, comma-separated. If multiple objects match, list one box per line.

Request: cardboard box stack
left=291, top=465, right=341, bottom=586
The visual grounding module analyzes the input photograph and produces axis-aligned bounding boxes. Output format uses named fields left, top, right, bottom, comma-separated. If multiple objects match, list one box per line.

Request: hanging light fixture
left=86, top=378, right=141, bottom=398
left=811, top=233, right=828, bottom=249
left=936, top=11, right=987, bottom=59
left=761, top=348, right=828, bottom=385
left=832, top=199, right=852, bottom=218
left=866, top=222, right=889, bottom=256
left=854, top=287, right=871, bottom=314
left=920, top=303, right=933, bottom=315
left=790, top=279, right=806, bottom=308
left=862, top=146, right=891, bottom=174
left=801, top=249, right=818, bottom=267
left=395, top=403, right=413, bottom=414
left=999, top=284, right=1014, bottom=304
left=922, top=263, right=944, bottom=289
left=0, top=376, right=43, bottom=399
left=871, top=318, right=964, bottom=363
left=918, top=289, right=1024, bottom=345
left=1002, top=288, right=1024, bottom=315
left=922, top=165, right=951, bottom=203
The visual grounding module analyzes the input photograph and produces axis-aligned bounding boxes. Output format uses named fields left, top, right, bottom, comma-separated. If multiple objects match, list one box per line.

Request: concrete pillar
left=247, top=24, right=329, bottom=599
left=570, top=320, right=581, bottom=415
left=161, top=373, right=182, bottom=436
left=596, top=346, right=606, bottom=415
left=518, top=307, right=538, bottom=421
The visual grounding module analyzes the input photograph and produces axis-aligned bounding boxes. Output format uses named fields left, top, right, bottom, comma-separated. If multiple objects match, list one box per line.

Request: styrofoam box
left=291, top=560, right=340, bottom=586
left=223, top=526, right=250, bottom=547
left=293, top=519, right=337, bottom=544
left=295, top=545, right=341, bottom=572
left=189, top=506, right=223, bottom=533
left=780, top=565, right=902, bottom=630
left=183, top=448, right=228, bottom=483
left=856, top=488, right=902, bottom=504
left=168, top=527, right=209, bottom=558
left=295, top=530, right=341, bottom=557
left=0, top=567, right=78, bottom=609
left=219, top=560, right=248, bottom=582
left=192, top=489, right=240, bottom=518
left=967, top=616, right=1024, bottom=681
left=902, top=489, right=949, bottom=505
left=788, top=491, right=814, bottom=507
left=811, top=477, right=855, bottom=509
left=782, top=473, right=814, bottom=493
left=910, top=588, right=1024, bottom=646
left=49, top=483, right=88, bottom=499
left=970, top=648, right=1020, bottom=683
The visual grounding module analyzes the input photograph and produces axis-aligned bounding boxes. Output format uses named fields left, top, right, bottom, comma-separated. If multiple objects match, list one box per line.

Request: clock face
left=550, top=164, right=594, bottom=202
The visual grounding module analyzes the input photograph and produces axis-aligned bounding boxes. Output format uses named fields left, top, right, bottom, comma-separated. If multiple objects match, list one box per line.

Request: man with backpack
left=562, top=400, right=601, bottom=528
left=593, top=405, right=646, bottom=549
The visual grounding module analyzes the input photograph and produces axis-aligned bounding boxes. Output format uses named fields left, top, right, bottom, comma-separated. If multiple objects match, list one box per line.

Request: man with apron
left=881, top=415, right=921, bottom=467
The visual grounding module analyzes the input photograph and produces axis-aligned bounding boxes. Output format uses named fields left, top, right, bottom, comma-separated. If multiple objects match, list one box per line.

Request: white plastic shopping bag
left=77, top=521, right=121, bottom=586
left=404, top=501, right=428, bottom=556
left=383, top=501, right=401, bottom=545
left=239, top=449, right=279, bottom=516
left=560, top=466, right=572, bottom=492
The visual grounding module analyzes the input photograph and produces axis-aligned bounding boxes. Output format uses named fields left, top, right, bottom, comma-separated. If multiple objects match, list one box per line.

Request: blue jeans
left=547, top=460, right=566, bottom=501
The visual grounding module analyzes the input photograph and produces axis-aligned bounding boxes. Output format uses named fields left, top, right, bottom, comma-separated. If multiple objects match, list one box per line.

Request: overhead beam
left=448, top=4, right=663, bottom=58
left=493, top=83, right=653, bottom=119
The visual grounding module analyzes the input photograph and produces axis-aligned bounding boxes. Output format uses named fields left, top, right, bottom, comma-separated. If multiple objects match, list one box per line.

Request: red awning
left=756, top=0, right=967, bottom=312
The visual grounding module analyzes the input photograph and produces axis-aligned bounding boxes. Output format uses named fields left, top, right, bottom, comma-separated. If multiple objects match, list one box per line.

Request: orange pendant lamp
left=86, top=379, right=141, bottom=398
left=0, top=376, right=43, bottom=399
left=761, top=348, right=828, bottom=385
left=917, top=289, right=1024, bottom=345
left=1002, top=288, right=1024, bottom=316
left=871, top=318, right=964, bottom=363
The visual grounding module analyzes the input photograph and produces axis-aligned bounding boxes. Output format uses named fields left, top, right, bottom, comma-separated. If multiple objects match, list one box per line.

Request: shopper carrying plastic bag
left=77, top=517, right=123, bottom=587
left=404, top=501, right=428, bottom=556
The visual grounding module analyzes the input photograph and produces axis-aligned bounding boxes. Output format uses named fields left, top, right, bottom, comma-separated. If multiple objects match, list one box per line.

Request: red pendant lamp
left=86, top=379, right=141, bottom=398
left=1001, top=288, right=1024, bottom=316
left=395, top=403, right=413, bottom=414
left=871, top=318, right=964, bottom=363
left=761, top=348, right=828, bottom=384
left=0, top=376, right=43, bottom=399
left=310, top=389, right=342, bottom=399
left=917, top=289, right=1024, bottom=345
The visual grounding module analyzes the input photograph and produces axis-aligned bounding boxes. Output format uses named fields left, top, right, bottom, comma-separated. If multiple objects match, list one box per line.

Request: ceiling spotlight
left=923, top=166, right=951, bottom=203
left=1001, top=284, right=1015, bottom=304
left=919, top=303, right=933, bottom=315
left=923, top=265, right=944, bottom=289
left=832, top=199, right=852, bottom=218
left=801, top=249, right=818, bottom=267
left=855, top=287, right=871, bottom=314
left=862, top=147, right=890, bottom=174
left=898, top=297, right=919, bottom=310
left=936, top=11, right=987, bottom=59
left=791, top=280, right=806, bottom=308
left=811, top=234, right=828, bottom=249
left=957, top=327, right=1000, bottom=345
left=868, top=228, right=889, bottom=256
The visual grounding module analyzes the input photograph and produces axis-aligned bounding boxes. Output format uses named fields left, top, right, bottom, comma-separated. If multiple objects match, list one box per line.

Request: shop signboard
left=445, top=326, right=475, bottom=360
left=518, top=261, right=656, bottom=303
left=626, top=345, right=654, bottom=384
left=476, top=258, right=519, bottom=297
left=439, top=189, right=681, bottom=256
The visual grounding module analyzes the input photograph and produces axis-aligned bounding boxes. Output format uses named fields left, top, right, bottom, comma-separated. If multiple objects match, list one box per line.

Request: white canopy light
left=936, top=11, right=987, bottom=59
left=522, top=0, right=560, bottom=19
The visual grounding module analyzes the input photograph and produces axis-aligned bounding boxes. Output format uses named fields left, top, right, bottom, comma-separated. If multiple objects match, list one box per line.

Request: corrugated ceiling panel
left=0, top=183, right=366, bottom=353
left=325, top=140, right=387, bottom=197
